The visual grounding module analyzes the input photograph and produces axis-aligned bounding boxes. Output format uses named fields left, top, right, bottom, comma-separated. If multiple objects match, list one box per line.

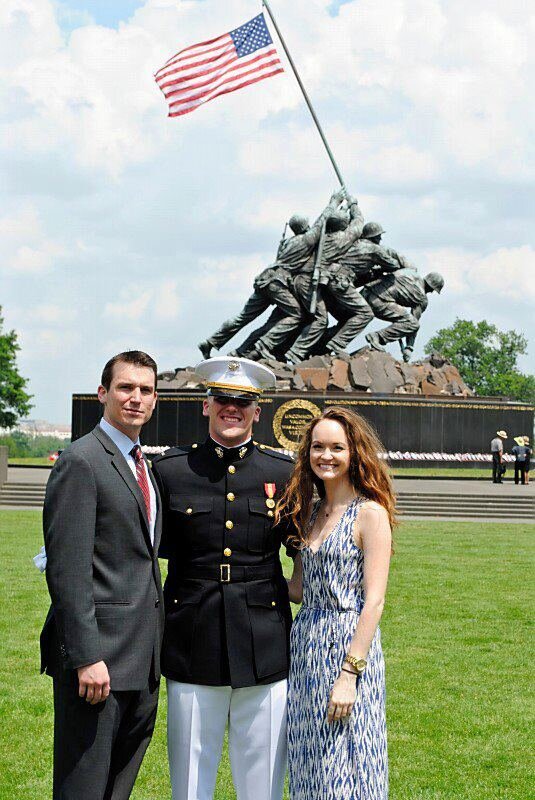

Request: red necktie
left=131, top=445, right=151, bottom=522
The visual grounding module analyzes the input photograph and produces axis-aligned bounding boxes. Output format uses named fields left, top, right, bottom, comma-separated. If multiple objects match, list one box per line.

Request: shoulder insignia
left=152, top=445, right=192, bottom=464
left=255, top=443, right=295, bottom=462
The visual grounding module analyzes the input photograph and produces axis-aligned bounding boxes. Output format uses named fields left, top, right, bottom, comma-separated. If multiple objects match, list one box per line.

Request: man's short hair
left=101, top=351, right=158, bottom=391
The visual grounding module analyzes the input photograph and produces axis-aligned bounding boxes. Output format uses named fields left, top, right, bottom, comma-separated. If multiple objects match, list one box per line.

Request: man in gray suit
left=40, top=350, right=164, bottom=800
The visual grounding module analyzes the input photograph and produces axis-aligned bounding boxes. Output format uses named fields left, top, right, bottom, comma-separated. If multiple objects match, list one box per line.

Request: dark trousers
left=207, top=282, right=301, bottom=353
left=492, top=453, right=502, bottom=483
left=514, top=462, right=526, bottom=484
left=323, top=279, right=374, bottom=353
left=360, top=290, right=420, bottom=344
left=52, top=678, right=159, bottom=800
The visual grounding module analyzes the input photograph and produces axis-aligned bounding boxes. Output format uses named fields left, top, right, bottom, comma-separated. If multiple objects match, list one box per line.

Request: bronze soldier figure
left=319, top=221, right=412, bottom=355
left=361, top=270, right=444, bottom=361
left=198, top=190, right=345, bottom=361
left=284, top=198, right=365, bottom=363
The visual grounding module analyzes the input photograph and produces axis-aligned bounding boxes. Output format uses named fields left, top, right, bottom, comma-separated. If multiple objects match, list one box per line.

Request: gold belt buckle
left=220, top=564, right=231, bottom=583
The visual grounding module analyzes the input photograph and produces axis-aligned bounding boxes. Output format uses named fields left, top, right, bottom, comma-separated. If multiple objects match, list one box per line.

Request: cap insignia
left=228, top=361, right=240, bottom=372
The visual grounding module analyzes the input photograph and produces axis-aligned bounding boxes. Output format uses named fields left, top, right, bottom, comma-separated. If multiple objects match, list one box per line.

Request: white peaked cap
left=195, top=357, right=276, bottom=397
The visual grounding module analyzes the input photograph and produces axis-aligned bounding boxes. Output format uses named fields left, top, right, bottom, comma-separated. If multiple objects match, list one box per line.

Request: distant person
left=40, top=351, right=164, bottom=800
left=523, top=436, right=531, bottom=484
left=279, top=407, right=396, bottom=800
left=490, top=430, right=507, bottom=483
left=512, top=436, right=529, bottom=485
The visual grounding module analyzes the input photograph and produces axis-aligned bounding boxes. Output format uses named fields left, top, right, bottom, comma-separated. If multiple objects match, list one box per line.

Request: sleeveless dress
left=288, top=498, right=388, bottom=799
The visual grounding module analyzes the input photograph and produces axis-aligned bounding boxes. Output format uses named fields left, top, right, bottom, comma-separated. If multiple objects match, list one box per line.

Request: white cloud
left=420, top=246, right=535, bottom=302
left=104, top=289, right=153, bottom=321
left=104, top=279, right=181, bottom=321
left=195, top=255, right=269, bottom=299
left=0, top=204, right=67, bottom=273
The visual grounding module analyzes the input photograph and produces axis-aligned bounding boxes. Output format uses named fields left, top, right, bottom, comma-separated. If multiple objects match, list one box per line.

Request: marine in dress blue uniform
left=152, top=358, right=296, bottom=800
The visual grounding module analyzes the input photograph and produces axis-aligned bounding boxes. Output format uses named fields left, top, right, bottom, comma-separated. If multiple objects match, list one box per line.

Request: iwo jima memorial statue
left=72, top=4, right=533, bottom=459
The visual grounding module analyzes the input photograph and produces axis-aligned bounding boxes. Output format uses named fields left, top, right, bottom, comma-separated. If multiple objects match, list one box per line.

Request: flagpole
left=262, top=0, right=345, bottom=189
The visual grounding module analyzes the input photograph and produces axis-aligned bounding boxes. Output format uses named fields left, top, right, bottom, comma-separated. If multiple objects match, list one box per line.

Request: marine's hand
left=327, top=670, right=357, bottom=723
left=77, top=661, right=110, bottom=705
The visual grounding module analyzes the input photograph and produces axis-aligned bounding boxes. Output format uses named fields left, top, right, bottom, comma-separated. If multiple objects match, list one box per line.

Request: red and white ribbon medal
left=264, top=482, right=276, bottom=509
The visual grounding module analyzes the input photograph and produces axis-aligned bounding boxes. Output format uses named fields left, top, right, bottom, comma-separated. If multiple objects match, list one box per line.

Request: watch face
left=356, top=659, right=367, bottom=672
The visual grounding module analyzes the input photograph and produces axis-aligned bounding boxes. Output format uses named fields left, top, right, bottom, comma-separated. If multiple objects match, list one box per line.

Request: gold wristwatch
left=344, top=655, right=367, bottom=675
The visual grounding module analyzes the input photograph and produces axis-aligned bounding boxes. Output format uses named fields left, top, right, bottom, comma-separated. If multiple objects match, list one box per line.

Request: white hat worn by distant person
left=195, top=356, right=276, bottom=400
left=496, top=430, right=507, bottom=438
left=514, top=436, right=525, bottom=446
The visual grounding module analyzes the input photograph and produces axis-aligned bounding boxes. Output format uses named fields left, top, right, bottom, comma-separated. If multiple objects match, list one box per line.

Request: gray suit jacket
left=40, top=425, right=164, bottom=691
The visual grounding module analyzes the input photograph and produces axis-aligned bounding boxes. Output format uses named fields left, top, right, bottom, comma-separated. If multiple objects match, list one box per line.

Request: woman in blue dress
left=277, top=407, right=396, bottom=799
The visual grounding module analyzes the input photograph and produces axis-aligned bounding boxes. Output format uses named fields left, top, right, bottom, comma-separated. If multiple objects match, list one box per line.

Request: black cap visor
left=207, top=388, right=259, bottom=402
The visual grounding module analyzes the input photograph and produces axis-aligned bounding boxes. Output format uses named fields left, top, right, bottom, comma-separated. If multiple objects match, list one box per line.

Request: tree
left=0, top=308, right=32, bottom=428
left=425, top=318, right=535, bottom=403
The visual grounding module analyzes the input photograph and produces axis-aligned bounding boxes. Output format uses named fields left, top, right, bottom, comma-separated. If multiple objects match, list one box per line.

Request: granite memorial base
left=72, top=391, right=534, bottom=455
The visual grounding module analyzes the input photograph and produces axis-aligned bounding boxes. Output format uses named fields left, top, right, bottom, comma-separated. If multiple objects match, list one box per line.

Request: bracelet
left=341, top=667, right=358, bottom=676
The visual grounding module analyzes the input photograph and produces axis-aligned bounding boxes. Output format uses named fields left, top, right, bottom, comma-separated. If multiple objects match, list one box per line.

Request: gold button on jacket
left=151, top=435, right=297, bottom=689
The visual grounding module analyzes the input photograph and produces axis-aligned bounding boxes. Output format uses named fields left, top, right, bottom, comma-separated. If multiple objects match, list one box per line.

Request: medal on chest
left=264, top=482, right=276, bottom=509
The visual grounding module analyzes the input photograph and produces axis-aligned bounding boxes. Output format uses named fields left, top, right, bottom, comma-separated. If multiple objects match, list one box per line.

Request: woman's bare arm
left=327, top=502, right=391, bottom=723
left=348, top=502, right=392, bottom=659
left=287, top=552, right=303, bottom=604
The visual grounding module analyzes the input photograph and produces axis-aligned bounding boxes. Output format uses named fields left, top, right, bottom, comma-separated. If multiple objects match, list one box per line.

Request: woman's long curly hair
left=275, top=406, right=397, bottom=546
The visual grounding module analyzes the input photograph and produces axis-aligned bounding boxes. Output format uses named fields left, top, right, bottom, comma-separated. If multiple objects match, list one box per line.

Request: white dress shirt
left=100, top=418, right=156, bottom=544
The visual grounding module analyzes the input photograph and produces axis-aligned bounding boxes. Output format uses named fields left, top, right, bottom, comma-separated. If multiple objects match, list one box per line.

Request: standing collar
left=206, top=435, right=255, bottom=462
left=100, top=417, right=140, bottom=459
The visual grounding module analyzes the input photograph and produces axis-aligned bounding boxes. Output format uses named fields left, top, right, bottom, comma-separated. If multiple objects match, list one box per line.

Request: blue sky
left=57, top=0, right=351, bottom=29
left=57, top=0, right=145, bottom=29
left=1, top=0, right=534, bottom=423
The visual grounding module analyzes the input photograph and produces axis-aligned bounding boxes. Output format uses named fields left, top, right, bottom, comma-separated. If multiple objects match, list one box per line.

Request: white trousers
left=167, top=679, right=287, bottom=800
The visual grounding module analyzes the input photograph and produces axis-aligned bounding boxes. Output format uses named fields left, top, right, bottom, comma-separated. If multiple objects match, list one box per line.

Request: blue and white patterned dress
left=288, top=498, right=388, bottom=799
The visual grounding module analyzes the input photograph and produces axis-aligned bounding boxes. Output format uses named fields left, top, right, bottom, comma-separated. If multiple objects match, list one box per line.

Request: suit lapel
left=92, top=426, right=153, bottom=553
left=146, top=459, right=162, bottom=553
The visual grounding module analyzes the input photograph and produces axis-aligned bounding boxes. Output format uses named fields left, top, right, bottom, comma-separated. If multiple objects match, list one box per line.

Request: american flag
left=154, top=13, right=284, bottom=118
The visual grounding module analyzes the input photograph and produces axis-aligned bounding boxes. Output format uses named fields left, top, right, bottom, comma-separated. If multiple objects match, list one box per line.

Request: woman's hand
left=327, top=670, right=357, bottom=723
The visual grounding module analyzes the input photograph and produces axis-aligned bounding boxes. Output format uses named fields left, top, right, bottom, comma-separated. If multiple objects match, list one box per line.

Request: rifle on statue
left=309, top=219, right=327, bottom=316
left=276, top=221, right=288, bottom=259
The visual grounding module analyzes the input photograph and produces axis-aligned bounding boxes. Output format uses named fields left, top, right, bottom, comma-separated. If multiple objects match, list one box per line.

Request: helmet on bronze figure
left=288, top=214, right=310, bottom=235
left=325, top=210, right=350, bottom=233
left=362, top=222, right=386, bottom=240
left=424, top=272, right=444, bottom=294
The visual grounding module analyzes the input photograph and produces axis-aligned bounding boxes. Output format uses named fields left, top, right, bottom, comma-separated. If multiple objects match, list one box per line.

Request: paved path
left=393, top=477, right=534, bottom=497
left=3, top=468, right=534, bottom=522
left=9, top=467, right=535, bottom=495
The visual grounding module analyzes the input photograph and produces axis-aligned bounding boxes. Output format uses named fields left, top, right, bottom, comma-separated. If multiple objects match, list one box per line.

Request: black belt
left=181, top=563, right=281, bottom=584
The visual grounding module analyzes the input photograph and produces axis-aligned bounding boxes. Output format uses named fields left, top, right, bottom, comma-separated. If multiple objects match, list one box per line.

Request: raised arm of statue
left=305, top=189, right=346, bottom=247
left=337, top=201, right=364, bottom=249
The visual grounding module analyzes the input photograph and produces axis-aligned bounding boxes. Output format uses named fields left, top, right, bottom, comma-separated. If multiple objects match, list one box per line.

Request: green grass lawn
left=8, top=457, right=54, bottom=466
left=392, top=466, right=493, bottom=478
left=0, top=512, right=533, bottom=799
